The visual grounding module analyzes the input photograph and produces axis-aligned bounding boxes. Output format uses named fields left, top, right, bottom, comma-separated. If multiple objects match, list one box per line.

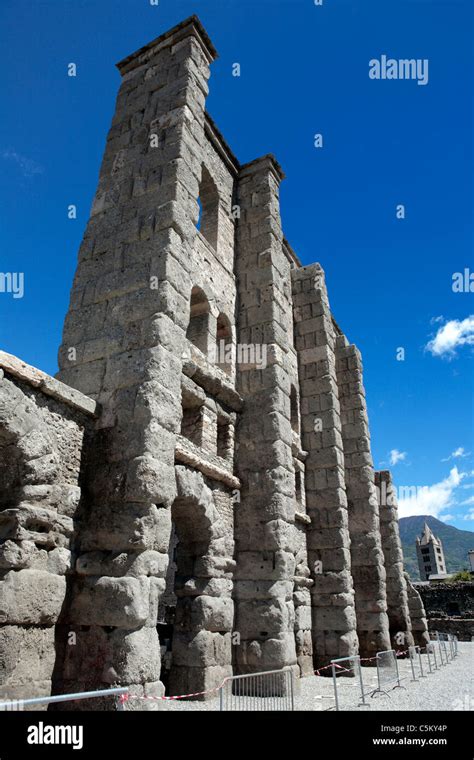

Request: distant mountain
left=399, top=515, right=474, bottom=581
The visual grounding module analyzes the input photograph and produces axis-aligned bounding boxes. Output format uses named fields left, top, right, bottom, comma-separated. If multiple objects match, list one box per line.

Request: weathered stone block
left=0, top=570, right=66, bottom=625
left=67, top=576, right=150, bottom=628
left=234, top=634, right=297, bottom=670
left=294, top=605, right=312, bottom=630
left=236, top=599, right=293, bottom=639
left=0, top=625, right=56, bottom=686
left=175, top=596, right=234, bottom=632
left=171, top=631, right=232, bottom=668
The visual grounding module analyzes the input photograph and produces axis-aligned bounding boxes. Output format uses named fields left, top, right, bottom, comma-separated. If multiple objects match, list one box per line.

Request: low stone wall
left=415, top=581, right=474, bottom=618
left=414, top=581, right=474, bottom=642
left=427, top=618, right=474, bottom=641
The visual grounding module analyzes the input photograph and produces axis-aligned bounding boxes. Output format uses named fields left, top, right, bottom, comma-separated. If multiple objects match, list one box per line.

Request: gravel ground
left=134, top=642, right=473, bottom=712
left=304, top=642, right=474, bottom=712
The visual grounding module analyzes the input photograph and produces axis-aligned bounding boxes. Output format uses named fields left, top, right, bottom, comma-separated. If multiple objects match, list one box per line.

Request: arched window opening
left=290, top=385, right=299, bottom=434
left=197, top=166, right=219, bottom=250
left=215, top=313, right=232, bottom=375
left=186, top=286, right=211, bottom=357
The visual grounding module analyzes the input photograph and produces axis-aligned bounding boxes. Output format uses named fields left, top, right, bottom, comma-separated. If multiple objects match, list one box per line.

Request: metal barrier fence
left=447, top=633, right=458, bottom=659
left=0, top=687, right=128, bottom=712
left=219, top=667, right=294, bottom=711
left=331, top=655, right=368, bottom=711
left=452, top=635, right=459, bottom=657
left=4, top=633, right=455, bottom=713
left=430, top=631, right=446, bottom=666
left=373, top=649, right=404, bottom=696
left=409, top=645, right=425, bottom=681
left=426, top=641, right=438, bottom=672
left=440, top=633, right=453, bottom=662
left=444, top=633, right=454, bottom=660
left=329, top=632, right=459, bottom=709
left=428, top=631, right=460, bottom=665
left=437, top=633, right=450, bottom=665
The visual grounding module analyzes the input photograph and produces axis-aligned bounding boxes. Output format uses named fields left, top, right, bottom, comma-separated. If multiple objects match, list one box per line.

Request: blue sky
left=0, top=0, right=472, bottom=531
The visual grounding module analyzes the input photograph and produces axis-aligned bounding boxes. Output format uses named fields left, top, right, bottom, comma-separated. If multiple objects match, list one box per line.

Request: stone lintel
left=116, top=15, right=218, bottom=75
left=175, top=436, right=240, bottom=490
left=181, top=374, right=236, bottom=423
left=182, top=349, right=243, bottom=412
left=181, top=374, right=206, bottom=407
left=0, top=351, right=99, bottom=418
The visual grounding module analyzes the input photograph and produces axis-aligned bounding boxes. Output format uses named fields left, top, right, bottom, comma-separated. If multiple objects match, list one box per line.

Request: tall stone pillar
left=405, top=574, right=430, bottom=648
left=292, top=264, right=358, bottom=669
left=375, top=470, right=414, bottom=650
left=233, top=155, right=298, bottom=677
left=54, top=16, right=218, bottom=707
left=335, top=335, right=391, bottom=658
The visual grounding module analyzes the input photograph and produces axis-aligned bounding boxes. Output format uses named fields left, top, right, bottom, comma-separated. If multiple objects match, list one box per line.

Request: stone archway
left=167, top=466, right=234, bottom=698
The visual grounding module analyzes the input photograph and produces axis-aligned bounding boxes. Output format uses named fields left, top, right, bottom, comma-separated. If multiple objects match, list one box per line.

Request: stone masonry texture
left=376, top=470, right=414, bottom=650
left=0, top=16, right=426, bottom=709
left=335, top=336, right=391, bottom=658
left=415, top=581, right=474, bottom=641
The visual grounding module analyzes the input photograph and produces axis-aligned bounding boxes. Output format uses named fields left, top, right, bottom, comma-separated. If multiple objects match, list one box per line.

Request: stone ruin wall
left=0, top=16, right=430, bottom=709
left=0, top=354, right=96, bottom=707
left=415, top=581, right=474, bottom=642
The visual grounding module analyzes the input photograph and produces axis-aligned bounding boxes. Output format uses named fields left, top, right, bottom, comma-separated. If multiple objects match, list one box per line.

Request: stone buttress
left=55, top=17, right=222, bottom=707
left=335, top=335, right=391, bottom=658
left=233, top=156, right=299, bottom=679
left=376, top=470, right=414, bottom=650
left=292, top=264, right=359, bottom=668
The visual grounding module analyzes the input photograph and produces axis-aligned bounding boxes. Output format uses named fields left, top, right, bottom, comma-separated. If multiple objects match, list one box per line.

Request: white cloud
left=426, top=316, right=474, bottom=358
left=389, top=449, right=407, bottom=466
left=460, top=495, right=474, bottom=506
left=442, top=446, right=471, bottom=462
left=397, top=466, right=464, bottom=518
left=439, top=514, right=455, bottom=522
left=1, top=148, right=43, bottom=178
left=463, top=509, right=474, bottom=521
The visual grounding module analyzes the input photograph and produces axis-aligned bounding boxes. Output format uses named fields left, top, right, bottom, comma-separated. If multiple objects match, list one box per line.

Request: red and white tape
left=121, top=648, right=413, bottom=702
left=314, top=648, right=409, bottom=677
left=120, top=679, right=228, bottom=704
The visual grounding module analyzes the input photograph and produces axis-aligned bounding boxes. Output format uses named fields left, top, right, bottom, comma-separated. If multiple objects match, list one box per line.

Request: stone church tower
left=0, top=16, right=429, bottom=709
left=416, top=522, right=447, bottom=580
